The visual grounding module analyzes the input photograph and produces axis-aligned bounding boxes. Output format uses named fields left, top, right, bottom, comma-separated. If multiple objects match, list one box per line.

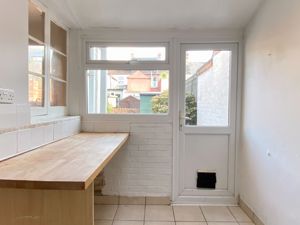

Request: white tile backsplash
left=63, top=119, right=81, bottom=137
left=44, top=124, right=54, bottom=144
left=16, top=104, right=30, bottom=127
left=0, top=131, right=17, bottom=160
left=53, top=122, right=63, bottom=141
left=17, top=129, right=31, bottom=153
left=0, top=104, right=17, bottom=130
left=0, top=116, right=80, bottom=161
left=31, top=126, right=46, bottom=149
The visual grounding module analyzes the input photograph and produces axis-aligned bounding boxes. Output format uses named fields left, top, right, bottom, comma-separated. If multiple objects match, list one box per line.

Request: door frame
left=172, top=41, right=242, bottom=205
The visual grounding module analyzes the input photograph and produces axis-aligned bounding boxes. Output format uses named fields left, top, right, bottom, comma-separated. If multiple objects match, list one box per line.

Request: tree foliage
left=159, top=71, right=169, bottom=79
left=185, top=94, right=197, bottom=125
left=151, top=91, right=169, bottom=113
left=152, top=91, right=197, bottom=126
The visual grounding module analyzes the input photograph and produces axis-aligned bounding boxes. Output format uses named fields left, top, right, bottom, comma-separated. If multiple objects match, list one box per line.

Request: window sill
left=31, top=116, right=81, bottom=126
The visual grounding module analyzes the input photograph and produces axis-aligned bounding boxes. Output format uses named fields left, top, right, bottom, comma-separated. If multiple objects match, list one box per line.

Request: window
left=151, top=75, right=158, bottom=88
left=28, top=1, right=67, bottom=115
left=86, top=44, right=170, bottom=114
left=49, top=22, right=67, bottom=106
left=185, top=50, right=231, bottom=126
left=28, top=2, right=45, bottom=107
left=88, top=45, right=167, bottom=62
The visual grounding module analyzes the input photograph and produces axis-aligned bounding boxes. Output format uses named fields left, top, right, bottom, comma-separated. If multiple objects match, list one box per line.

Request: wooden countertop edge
left=0, top=133, right=129, bottom=191
left=0, top=180, right=85, bottom=190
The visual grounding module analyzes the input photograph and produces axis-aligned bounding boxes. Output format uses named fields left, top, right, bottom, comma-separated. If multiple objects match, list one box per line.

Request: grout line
left=199, top=205, right=208, bottom=223
left=112, top=204, right=119, bottom=224
left=227, top=206, right=238, bottom=222
left=171, top=204, right=176, bottom=223
left=143, top=200, right=146, bottom=225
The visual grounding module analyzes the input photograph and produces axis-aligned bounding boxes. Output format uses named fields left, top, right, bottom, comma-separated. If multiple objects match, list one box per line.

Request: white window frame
left=85, top=42, right=171, bottom=116
left=30, top=0, right=68, bottom=118
left=86, top=42, right=169, bottom=65
left=180, top=43, right=238, bottom=132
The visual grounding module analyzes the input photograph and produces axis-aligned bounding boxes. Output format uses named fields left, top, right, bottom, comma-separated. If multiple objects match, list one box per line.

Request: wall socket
left=0, top=88, right=15, bottom=104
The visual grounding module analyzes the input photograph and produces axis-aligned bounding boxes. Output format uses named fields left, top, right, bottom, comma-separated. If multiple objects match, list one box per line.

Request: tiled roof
left=128, top=71, right=149, bottom=79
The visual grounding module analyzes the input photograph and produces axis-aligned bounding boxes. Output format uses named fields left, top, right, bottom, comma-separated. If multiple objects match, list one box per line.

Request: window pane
left=50, top=21, right=67, bottom=54
left=50, top=49, right=67, bottom=80
left=50, top=79, right=66, bottom=106
left=28, top=1, right=44, bottom=42
left=87, top=70, right=169, bottom=114
left=29, top=74, right=44, bottom=107
left=185, top=50, right=231, bottom=126
left=88, top=46, right=166, bottom=61
left=29, top=39, right=45, bottom=75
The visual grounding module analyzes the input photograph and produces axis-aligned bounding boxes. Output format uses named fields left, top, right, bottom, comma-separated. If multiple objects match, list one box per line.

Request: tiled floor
left=94, top=201, right=255, bottom=225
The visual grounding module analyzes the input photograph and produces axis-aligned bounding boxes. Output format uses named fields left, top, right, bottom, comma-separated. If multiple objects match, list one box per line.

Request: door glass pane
left=29, top=74, right=44, bottom=107
left=87, top=70, right=169, bottom=114
left=185, top=50, right=231, bottom=127
left=50, top=79, right=66, bottom=106
left=88, top=46, right=166, bottom=61
left=29, top=39, right=45, bottom=75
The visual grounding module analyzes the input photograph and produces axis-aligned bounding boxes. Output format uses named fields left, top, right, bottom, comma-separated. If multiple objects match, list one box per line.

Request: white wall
left=240, top=0, right=300, bottom=224
left=0, top=0, right=31, bottom=130
left=0, top=0, right=28, bottom=104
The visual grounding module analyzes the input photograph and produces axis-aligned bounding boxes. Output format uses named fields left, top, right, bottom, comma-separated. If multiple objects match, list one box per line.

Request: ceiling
left=40, top=0, right=263, bottom=30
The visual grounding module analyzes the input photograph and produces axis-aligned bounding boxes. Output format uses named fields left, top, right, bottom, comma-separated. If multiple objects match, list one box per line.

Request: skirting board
left=239, top=196, right=265, bottom=225
left=173, top=195, right=237, bottom=206
left=95, top=195, right=236, bottom=206
left=95, top=195, right=171, bottom=205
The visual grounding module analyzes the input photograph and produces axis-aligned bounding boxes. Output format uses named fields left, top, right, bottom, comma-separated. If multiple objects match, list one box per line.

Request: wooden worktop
left=0, top=133, right=129, bottom=190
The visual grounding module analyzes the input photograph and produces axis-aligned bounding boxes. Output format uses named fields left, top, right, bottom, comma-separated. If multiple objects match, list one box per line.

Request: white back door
left=175, top=43, right=238, bottom=204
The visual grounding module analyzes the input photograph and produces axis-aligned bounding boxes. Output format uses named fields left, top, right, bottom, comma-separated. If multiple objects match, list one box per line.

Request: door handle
left=180, top=116, right=192, bottom=121
left=179, top=111, right=191, bottom=121
left=179, top=111, right=192, bottom=131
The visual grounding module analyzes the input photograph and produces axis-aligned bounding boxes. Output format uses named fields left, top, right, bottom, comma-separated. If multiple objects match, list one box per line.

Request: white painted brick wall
left=81, top=121, right=173, bottom=197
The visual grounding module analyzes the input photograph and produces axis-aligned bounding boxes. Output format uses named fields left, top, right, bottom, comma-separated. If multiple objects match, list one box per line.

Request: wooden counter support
left=0, top=185, right=94, bottom=225
left=0, top=133, right=129, bottom=225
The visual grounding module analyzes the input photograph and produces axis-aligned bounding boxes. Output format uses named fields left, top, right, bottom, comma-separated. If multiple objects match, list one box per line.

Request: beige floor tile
left=145, top=205, right=174, bottom=221
left=238, top=223, right=255, bottom=225
left=115, top=205, right=145, bottom=221
left=95, top=196, right=119, bottom=205
left=201, top=206, right=235, bottom=222
left=95, top=221, right=113, bottom=225
left=207, top=223, right=238, bottom=225
left=146, top=197, right=171, bottom=205
left=173, top=206, right=205, bottom=222
left=95, top=205, right=118, bottom=220
left=176, top=222, right=207, bottom=225
left=113, top=221, right=144, bottom=225
left=144, top=222, right=175, bottom=225
left=228, top=207, right=252, bottom=222
left=120, top=196, right=146, bottom=205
